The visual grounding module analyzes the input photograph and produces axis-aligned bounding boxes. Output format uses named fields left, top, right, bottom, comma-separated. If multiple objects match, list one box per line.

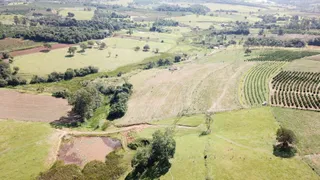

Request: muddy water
left=57, top=136, right=122, bottom=167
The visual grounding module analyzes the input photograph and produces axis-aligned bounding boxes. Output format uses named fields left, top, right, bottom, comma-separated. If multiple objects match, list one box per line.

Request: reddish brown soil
left=10, top=44, right=73, bottom=57
left=0, top=90, right=71, bottom=122
left=57, top=136, right=122, bottom=167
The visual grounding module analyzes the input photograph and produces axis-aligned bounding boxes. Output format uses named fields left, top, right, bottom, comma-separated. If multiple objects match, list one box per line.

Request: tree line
left=155, top=4, right=210, bottom=15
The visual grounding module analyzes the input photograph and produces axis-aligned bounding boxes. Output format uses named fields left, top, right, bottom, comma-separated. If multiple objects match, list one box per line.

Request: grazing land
left=13, top=37, right=174, bottom=79
left=59, top=8, right=95, bottom=20
left=0, top=90, right=71, bottom=122
left=0, top=38, right=41, bottom=52
left=118, top=61, right=253, bottom=125
left=0, top=120, right=54, bottom=180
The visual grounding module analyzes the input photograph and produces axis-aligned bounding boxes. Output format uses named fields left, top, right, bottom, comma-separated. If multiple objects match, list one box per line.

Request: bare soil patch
left=10, top=44, right=73, bottom=57
left=0, top=89, right=71, bottom=122
left=57, top=136, right=122, bottom=167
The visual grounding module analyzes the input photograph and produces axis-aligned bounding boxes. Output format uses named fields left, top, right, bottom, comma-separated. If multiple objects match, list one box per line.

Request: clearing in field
left=134, top=108, right=319, bottom=179
left=0, top=120, right=54, bottom=180
left=13, top=37, right=174, bottom=79
left=117, top=61, right=254, bottom=125
left=59, top=8, right=94, bottom=20
left=0, top=89, right=71, bottom=122
left=57, top=136, right=122, bottom=167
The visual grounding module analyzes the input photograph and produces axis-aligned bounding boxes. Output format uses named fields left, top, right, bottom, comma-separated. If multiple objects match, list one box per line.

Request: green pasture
left=0, top=14, right=23, bottom=24
left=134, top=108, right=319, bottom=179
left=13, top=37, right=174, bottom=79
left=59, top=8, right=94, bottom=20
left=0, top=120, right=54, bottom=180
left=203, top=3, right=265, bottom=12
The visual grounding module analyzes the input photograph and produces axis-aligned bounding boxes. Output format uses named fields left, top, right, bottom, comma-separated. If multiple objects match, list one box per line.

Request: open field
left=0, top=120, right=54, bottom=180
left=171, top=14, right=260, bottom=29
left=0, top=89, right=71, bottom=122
left=272, top=107, right=320, bottom=155
left=0, top=38, right=41, bottom=52
left=117, top=61, right=254, bottom=125
left=133, top=108, right=319, bottom=179
left=13, top=37, right=175, bottom=79
left=59, top=8, right=94, bottom=20
left=11, top=43, right=72, bottom=56
left=285, top=58, right=320, bottom=72
left=0, top=14, right=22, bottom=24
left=57, top=136, right=122, bottom=167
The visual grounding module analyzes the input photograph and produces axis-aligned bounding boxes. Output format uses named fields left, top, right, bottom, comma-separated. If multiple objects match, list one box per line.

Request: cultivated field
left=0, top=90, right=71, bottom=122
left=240, top=62, right=285, bottom=106
left=0, top=38, right=41, bottom=52
left=117, top=61, right=254, bottom=125
left=0, top=120, right=54, bottom=180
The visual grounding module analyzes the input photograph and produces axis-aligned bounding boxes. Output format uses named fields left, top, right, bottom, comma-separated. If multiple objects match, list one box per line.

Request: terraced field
left=240, top=62, right=285, bottom=106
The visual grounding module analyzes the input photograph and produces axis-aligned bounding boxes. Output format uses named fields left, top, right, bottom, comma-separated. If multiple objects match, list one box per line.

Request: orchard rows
left=270, top=71, right=320, bottom=110
left=243, top=62, right=285, bottom=106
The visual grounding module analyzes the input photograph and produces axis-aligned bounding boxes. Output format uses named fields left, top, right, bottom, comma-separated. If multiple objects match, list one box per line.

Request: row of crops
left=247, top=50, right=320, bottom=62
left=270, top=71, right=320, bottom=110
left=242, top=62, right=285, bottom=106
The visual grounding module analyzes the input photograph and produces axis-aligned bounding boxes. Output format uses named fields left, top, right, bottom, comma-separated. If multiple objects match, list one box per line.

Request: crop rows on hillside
left=248, top=50, right=320, bottom=62
left=242, top=62, right=285, bottom=106
left=270, top=71, right=320, bottom=111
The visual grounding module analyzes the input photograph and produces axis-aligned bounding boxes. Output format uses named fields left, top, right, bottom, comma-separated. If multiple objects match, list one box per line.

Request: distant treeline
left=244, top=37, right=306, bottom=48
left=155, top=4, right=210, bottom=15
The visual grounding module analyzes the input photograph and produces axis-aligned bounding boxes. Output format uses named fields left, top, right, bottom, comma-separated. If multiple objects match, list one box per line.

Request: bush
left=174, top=55, right=182, bottom=63
left=47, top=72, right=65, bottom=82
left=7, top=76, right=27, bottom=86
left=52, top=89, right=70, bottom=99
left=127, top=138, right=151, bottom=150
left=0, top=79, right=8, bottom=87
left=64, top=68, right=75, bottom=80
left=30, top=75, right=47, bottom=84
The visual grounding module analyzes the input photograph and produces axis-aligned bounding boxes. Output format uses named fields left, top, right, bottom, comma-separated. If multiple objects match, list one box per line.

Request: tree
left=13, top=16, right=20, bottom=25
left=134, top=46, right=140, bottom=51
left=126, top=129, right=176, bottom=180
left=276, top=127, right=297, bottom=150
left=43, top=43, right=52, bottom=51
left=154, top=48, right=159, bottom=54
left=2, top=52, right=10, bottom=59
left=67, top=12, right=75, bottom=18
left=64, top=68, right=75, bottom=80
left=245, top=48, right=252, bottom=55
left=174, top=55, right=182, bottom=63
left=12, top=66, right=19, bottom=75
left=258, top=29, right=264, bottom=36
left=143, top=44, right=150, bottom=52
left=80, top=43, right=87, bottom=52
left=274, top=127, right=297, bottom=158
left=67, top=47, right=77, bottom=56
left=127, top=29, right=133, bottom=36
left=69, top=86, right=103, bottom=119
left=88, top=41, right=95, bottom=47
left=278, top=28, right=284, bottom=36
left=100, top=42, right=107, bottom=50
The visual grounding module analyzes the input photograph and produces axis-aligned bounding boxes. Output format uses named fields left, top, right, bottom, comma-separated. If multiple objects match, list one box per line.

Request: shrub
left=30, top=75, right=47, bottom=84
left=47, top=72, right=65, bottom=82
left=143, top=44, right=150, bottom=52
left=174, top=55, right=182, bottom=63
left=64, top=68, right=75, bottom=80
left=7, top=76, right=27, bottom=86
left=52, top=89, right=70, bottom=99
left=127, top=138, right=151, bottom=150
left=0, top=79, right=8, bottom=87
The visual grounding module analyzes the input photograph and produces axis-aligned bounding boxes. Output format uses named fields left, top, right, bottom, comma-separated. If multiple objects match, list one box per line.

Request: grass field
left=0, top=120, right=54, bottom=180
left=171, top=14, right=260, bottom=29
left=285, top=58, right=320, bottom=72
left=117, top=61, right=253, bottom=125
left=0, top=14, right=23, bottom=24
left=133, top=108, right=319, bottom=179
left=13, top=37, right=175, bottom=79
left=59, top=8, right=94, bottom=20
